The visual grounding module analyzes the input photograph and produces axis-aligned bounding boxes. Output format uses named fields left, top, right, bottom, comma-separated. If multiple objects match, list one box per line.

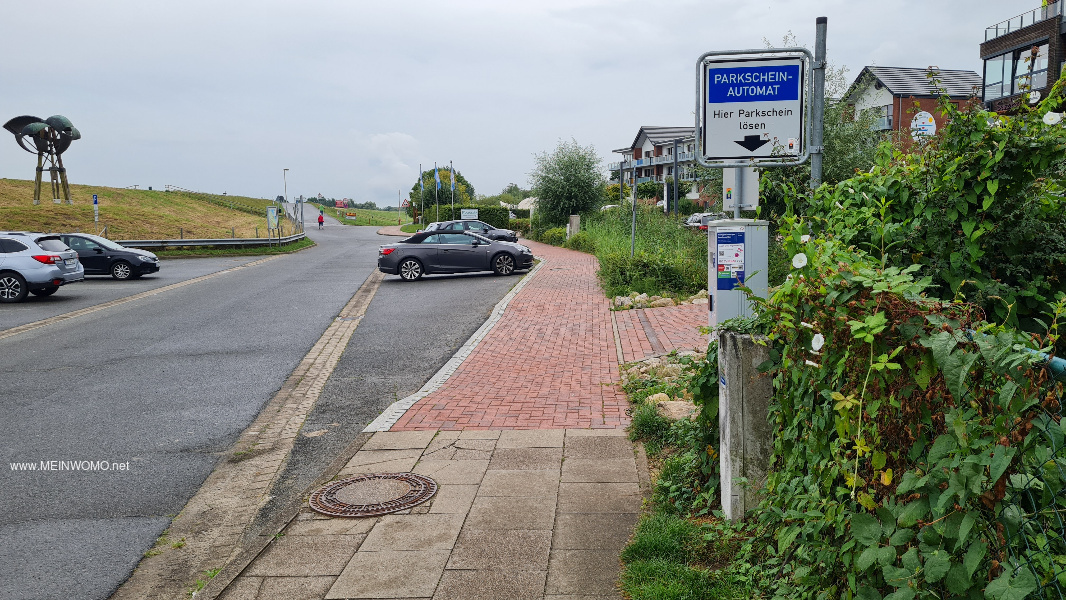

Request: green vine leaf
left=984, top=568, right=1038, bottom=600
left=851, top=512, right=882, bottom=547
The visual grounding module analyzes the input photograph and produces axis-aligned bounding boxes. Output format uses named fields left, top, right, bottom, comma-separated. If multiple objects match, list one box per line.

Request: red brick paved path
left=614, top=304, right=709, bottom=364
left=389, top=240, right=706, bottom=431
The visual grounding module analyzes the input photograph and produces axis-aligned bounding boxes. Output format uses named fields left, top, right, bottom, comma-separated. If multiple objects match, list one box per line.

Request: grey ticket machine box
left=707, top=219, right=768, bottom=330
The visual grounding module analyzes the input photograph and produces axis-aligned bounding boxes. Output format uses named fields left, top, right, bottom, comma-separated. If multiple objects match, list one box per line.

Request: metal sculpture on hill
left=3, top=115, right=81, bottom=205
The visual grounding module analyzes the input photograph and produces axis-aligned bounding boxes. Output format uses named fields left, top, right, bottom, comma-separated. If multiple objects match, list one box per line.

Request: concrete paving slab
left=489, top=447, right=563, bottom=471
left=458, top=430, right=501, bottom=439
left=218, top=576, right=262, bottom=600
left=360, top=513, right=465, bottom=551
left=552, top=513, right=638, bottom=551
left=496, top=429, right=565, bottom=448
left=563, top=437, right=634, bottom=460
left=477, top=470, right=560, bottom=497
left=285, top=516, right=378, bottom=536
left=362, top=431, right=436, bottom=450
left=560, top=459, right=637, bottom=483
left=246, top=534, right=364, bottom=577
left=428, top=485, right=479, bottom=514
left=413, top=459, right=489, bottom=484
left=327, top=550, right=449, bottom=599
left=447, top=529, right=552, bottom=570
left=557, top=484, right=641, bottom=514
left=432, top=569, right=547, bottom=600
left=465, top=496, right=556, bottom=530
left=545, top=549, right=622, bottom=596
left=345, top=449, right=425, bottom=467
left=339, top=457, right=420, bottom=476
left=257, top=576, right=335, bottom=600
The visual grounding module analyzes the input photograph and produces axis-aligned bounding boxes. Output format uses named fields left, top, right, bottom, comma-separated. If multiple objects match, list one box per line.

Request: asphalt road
left=0, top=224, right=520, bottom=600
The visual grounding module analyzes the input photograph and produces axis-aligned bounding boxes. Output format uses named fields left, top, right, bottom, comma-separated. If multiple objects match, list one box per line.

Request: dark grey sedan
left=378, top=231, right=534, bottom=281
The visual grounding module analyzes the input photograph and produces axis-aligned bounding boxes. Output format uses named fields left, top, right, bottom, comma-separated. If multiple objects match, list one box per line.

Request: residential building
left=843, top=66, right=981, bottom=137
left=981, top=1, right=1060, bottom=113
left=608, top=126, right=699, bottom=186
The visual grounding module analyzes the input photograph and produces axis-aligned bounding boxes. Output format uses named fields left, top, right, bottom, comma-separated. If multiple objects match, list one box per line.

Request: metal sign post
left=93, top=194, right=99, bottom=233
left=695, top=46, right=815, bottom=329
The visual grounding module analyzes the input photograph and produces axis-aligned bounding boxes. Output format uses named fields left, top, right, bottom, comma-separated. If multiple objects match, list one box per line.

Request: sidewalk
left=216, top=241, right=706, bottom=600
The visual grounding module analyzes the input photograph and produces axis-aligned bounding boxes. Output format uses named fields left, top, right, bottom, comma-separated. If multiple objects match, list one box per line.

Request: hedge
left=422, top=205, right=510, bottom=229
left=510, top=209, right=530, bottom=219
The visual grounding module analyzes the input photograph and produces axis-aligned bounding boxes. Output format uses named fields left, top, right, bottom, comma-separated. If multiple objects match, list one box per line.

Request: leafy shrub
left=425, top=205, right=510, bottom=229
left=509, top=218, right=530, bottom=235
left=510, top=209, right=530, bottom=219
left=621, top=513, right=703, bottom=565
left=563, top=231, right=595, bottom=254
left=540, top=227, right=566, bottom=246
left=604, top=183, right=631, bottom=203
left=739, top=217, right=1066, bottom=599
left=629, top=403, right=670, bottom=447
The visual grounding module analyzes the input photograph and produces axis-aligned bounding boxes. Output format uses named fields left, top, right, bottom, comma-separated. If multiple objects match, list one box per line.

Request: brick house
left=842, top=66, right=982, bottom=139
left=981, top=1, right=1060, bottom=113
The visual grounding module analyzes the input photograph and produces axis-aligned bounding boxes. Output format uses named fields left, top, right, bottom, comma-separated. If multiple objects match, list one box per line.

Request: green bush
left=510, top=208, right=530, bottom=219
left=540, top=227, right=566, bottom=246
left=563, top=231, right=595, bottom=254
left=509, top=218, right=530, bottom=235
left=629, top=403, right=670, bottom=447
left=621, top=513, right=702, bottom=565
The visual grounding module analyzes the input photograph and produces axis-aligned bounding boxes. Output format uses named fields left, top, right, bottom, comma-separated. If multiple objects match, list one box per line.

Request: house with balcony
left=982, top=1, right=1060, bottom=113
left=842, top=66, right=981, bottom=137
left=608, top=126, right=699, bottom=187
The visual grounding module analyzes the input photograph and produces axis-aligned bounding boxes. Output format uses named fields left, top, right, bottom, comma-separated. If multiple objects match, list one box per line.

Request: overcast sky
left=1, top=0, right=1013, bottom=204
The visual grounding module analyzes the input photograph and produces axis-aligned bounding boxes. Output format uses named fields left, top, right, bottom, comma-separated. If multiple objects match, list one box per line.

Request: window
left=422, top=234, right=441, bottom=244
left=439, top=233, right=472, bottom=244
left=667, top=167, right=673, bottom=175
left=0, top=239, right=28, bottom=253
left=861, top=105, right=893, bottom=130
left=985, top=43, right=1050, bottom=101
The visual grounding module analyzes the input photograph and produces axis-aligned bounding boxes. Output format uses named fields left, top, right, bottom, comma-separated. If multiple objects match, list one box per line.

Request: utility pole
left=810, top=17, right=828, bottom=189
left=450, top=160, right=455, bottom=217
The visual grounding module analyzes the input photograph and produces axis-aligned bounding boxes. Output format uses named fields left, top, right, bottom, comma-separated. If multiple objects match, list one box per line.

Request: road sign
left=723, top=167, right=759, bottom=210
left=93, top=194, right=99, bottom=222
left=696, top=49, right=811, bottom=167
left=460, top=208, right=478, bottom=220
left=266, top=206, right=278, bottom=229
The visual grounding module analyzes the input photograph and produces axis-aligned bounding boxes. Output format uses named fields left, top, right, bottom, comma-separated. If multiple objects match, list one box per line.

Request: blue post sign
left=93, top=194, right=99, bottom=223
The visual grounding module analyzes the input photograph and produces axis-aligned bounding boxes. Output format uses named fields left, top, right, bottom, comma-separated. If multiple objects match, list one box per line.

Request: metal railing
left=985, top=2, right=1063, bottom=41
left=611, top=152, right=700, bottom=171
left=117, top=232, right=306, bottom=249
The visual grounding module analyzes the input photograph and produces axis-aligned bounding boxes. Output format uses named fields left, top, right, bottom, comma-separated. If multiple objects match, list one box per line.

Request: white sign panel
left=722, top=167, right=759, bottom=210
left=702, top=56, right=805, bottom=161
left=460, top=208, right=479, bottom=220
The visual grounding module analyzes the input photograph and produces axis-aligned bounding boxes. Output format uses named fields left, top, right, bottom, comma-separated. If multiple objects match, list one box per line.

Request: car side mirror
left=94, top=248, right=103, bottom=254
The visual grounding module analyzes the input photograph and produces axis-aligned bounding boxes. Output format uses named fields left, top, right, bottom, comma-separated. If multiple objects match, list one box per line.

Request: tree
left=529, top=139, right=605, bottom=225
left=408, top=167, right=475, bottom=217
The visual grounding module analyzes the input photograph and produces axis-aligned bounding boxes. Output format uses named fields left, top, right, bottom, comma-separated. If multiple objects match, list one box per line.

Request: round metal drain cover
left=309, top=472, right=438, bottom=517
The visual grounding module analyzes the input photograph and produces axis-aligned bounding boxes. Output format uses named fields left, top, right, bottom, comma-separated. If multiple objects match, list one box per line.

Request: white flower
left=792, top=253, right=808, bottom=269
left=1043, top=112, right=1062, bottom=126
left=800, top=234, right=810, bottom=243
left=801, top=321, right=814, bottom=329
left=805, top=360, right=821, bottom=368
left=811, top=333, right=825, bottom=351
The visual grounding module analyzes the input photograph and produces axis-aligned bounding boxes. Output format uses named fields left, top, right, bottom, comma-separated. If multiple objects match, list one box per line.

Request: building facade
left=608, top=126, right=699, bottom=186
left=981, top=1, right=1061, bottom=113
left=843, top=66, right=981, bottom=138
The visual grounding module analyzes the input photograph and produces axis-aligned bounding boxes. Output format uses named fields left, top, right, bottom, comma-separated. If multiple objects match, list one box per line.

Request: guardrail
left=985, top=2, right=1062, bottom=41
left=117, top=233, right=306, bottom=249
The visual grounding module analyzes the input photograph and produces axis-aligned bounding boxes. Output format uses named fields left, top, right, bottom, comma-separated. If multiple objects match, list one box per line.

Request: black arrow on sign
left=734, top=135, right=770, bottom=152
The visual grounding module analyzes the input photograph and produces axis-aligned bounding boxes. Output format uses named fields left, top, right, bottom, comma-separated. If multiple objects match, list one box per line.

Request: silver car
left=378, top=231, right=534, bottom=281
left=0, top=232, right=85, bottom=302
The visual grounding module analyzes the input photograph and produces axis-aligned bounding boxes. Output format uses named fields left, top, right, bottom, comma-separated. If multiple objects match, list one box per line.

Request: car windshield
left=82, top=234, right=126, bottom=251
left=424, top=223, right=441, bottom=231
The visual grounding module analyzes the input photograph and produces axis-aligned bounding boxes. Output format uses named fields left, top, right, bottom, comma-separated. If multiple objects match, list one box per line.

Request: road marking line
left=0, top=255, right=283, bottom=341
left=363, top=259, right=546, bottom=432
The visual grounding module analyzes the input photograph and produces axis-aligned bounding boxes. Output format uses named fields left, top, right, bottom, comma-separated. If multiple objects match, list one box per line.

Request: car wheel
left=31, top=285, right=59, bottom=297
left=398, top=258, right=423, bottom=281
left=492, top=253, right=515, bottom=276
left=111, top=261, right=133, bottom=280
left=0, top=273, right=28, bottom=303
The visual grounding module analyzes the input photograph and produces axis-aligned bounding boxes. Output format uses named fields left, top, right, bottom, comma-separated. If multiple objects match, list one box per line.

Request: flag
left=435, top=164, right=441, bottom=190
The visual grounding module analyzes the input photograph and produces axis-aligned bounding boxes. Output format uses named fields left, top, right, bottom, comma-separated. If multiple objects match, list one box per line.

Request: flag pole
left=450, top=160, right=455, bottom=217
left=434, top=162, right=439, bottom=222
left=419, top=163, right=424, bottom=226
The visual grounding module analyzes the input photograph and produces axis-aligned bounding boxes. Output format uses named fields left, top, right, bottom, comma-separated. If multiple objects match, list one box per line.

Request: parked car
left=0, top=232, right=84, bottom=302
left=378, top=231, right=534, bottom=281
left=423, top=220, right=518, bottom=242
left=58, top=233, right=160, bottom=280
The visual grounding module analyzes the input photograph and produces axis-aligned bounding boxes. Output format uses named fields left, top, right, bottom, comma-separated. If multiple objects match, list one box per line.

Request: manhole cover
left=308, top=473, right=438, bottom=517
